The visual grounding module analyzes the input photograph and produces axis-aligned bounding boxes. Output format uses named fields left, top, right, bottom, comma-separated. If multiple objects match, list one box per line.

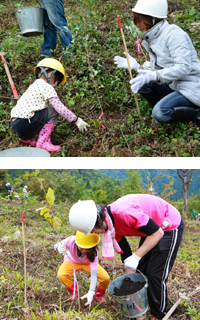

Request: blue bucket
left=108, top=273, right=148, bottom=318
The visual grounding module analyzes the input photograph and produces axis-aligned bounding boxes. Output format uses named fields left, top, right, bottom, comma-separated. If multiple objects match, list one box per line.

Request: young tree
left=0, top=169, right=8, bottom=195
left=121, top=170, right=143, bottom=195
left=177, top=169, right=193, bottom=217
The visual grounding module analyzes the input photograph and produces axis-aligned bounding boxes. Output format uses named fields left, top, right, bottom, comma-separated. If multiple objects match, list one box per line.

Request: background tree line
left=1, top=169, right=200, bottom=218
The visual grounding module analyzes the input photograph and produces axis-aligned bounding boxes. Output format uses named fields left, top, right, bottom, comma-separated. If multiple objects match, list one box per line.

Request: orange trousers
left=57, top=261, right=109, bottom=290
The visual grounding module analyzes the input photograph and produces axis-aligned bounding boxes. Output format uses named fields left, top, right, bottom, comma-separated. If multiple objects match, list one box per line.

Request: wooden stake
left=117, top=16, right=141, bottom=121
left=21, top=211, right=28, bottom=306
left=162, top=293, right=186, bottom=320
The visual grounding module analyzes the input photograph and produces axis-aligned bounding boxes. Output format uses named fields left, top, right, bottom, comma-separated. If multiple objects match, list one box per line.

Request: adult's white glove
left=114, top=53, right=140, bottom=71
left=57, top=242, right=67, bottom=254
left=81, top=289, right=95, bottom=306
left=75, top=117, right=90, bottom=132
left=130, top=69, right=157, bottom=93
left=124, top=253, right=141, bottom=271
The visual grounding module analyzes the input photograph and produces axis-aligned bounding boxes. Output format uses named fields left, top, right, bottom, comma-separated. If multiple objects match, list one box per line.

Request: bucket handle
left=17, top=0, right=23, bottom=10
left=17, top=0, right=41, bottom=10
left=136, top=269, right=148, bottom=286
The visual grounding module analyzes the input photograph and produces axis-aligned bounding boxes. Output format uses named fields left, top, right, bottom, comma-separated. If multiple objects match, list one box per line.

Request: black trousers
left=11, top=105, right=59, bottom=140
left=137, top=219, right=184, bottom=319
left=118, top=219, right=184, bottom=319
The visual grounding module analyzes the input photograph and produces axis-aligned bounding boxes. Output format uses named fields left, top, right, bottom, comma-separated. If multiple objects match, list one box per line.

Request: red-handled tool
left=0, top=52, right=19, bottom=99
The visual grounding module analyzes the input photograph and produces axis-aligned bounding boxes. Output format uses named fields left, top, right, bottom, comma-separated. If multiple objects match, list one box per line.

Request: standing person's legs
left=55, top=0, right=73, bottom=52
left=41, top=0, right=73, bottom=55
left=137, top=221, right=184, bottom=319
left=40, top=0, right=57, bottom=57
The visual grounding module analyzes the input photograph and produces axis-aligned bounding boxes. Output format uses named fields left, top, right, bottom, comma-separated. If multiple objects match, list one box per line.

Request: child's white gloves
left=114, top=53, right=140, bottom=71
left=75, top=117, right=90, bottom=132
left=124, top=253, right=141, bottom=271
left=130, top=70, right=157, bottom=93
left=81, top=289, right=95, bottom=306
left=57, top=242, right=67, bottom=254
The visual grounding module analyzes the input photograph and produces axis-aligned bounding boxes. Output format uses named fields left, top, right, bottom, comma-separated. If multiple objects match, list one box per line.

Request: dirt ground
left=1, top=220, right=200, bottom=319
left=1, top=0, right=200, bottom=157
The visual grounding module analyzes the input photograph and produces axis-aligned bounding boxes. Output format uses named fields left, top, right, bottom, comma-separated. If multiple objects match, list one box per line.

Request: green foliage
left=1, top=169, right=200, bottom=216
left=0, top=184, right=200, bottom=318
left=23, top=170, right=63, bottom=230
left=1, top=0, right=200, bottom=156
left=120, top=170, right=143, bottom=196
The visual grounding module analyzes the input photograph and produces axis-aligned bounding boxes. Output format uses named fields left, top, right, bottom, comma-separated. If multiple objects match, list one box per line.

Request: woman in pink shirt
left=54, top=231, right=109, bottom=306
left=69, top=195, right=184, bottom=320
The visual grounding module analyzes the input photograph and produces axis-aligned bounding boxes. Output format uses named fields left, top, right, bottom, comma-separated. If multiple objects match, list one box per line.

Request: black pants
left=118, top=219, right=184, bottom=319
left=11, top=106, right=59, bottom=140
left=137, top=219, right=184, bottom=319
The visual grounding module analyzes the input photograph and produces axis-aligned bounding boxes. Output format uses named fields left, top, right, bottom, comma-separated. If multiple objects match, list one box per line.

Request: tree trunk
left=177, top=169, right=193, bottom=241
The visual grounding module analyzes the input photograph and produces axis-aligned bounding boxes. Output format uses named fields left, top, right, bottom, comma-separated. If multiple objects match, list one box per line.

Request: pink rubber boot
left=94, top=287, right=107, bottom=303
left=36, top=122, right=61, bottom=152
left=19, top=137, right=36, bottom=147
left=67, top=282, right=78, bottom=301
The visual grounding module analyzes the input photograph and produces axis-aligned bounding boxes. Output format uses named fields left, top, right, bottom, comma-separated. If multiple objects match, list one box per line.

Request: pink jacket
left=62, top=236, right=98, bottom=271
left=109, top=194, right=181, bottom=240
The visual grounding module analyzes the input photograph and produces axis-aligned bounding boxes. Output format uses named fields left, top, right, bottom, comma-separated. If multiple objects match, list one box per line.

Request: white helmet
left=69, top=200, right=97, bottom=235
left=6, top=183, right=10, bottom=186
left=132, top=0, right=168, bottom=18
left=24, top=186, right=27, bottom=188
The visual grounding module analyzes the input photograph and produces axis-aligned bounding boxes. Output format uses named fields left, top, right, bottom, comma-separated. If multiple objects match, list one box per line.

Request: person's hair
left=77, top=245, right=98, bottom=262
left=94, top=204, right=106, bottom=228
left=35, top=67, right=64, bottom=85
left=133, top=12, right=163, bottom=31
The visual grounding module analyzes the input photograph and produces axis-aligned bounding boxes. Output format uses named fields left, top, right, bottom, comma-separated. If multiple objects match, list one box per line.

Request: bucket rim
left=108, top=273, right=148, bottom=298
left=16, top=7, right=45, bottom=13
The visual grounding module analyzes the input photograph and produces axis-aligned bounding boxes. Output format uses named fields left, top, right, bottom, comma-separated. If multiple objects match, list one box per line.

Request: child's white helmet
left=69, top=200, right=97, bottom=235
left=132, top=0, right=168, bottom=18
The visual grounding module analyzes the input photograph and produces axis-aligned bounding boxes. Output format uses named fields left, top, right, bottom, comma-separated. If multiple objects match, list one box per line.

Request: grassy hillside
left=0, top=198, right=200, bottom=319
left=0, top=0, right=200, bottom=156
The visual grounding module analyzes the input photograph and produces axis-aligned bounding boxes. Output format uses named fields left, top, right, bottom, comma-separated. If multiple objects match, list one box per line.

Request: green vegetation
left=0, top=0, right=200, bottom=156
left=0, top=180, right=200, bottom=319
left=2, top=169, right=200, bottom=208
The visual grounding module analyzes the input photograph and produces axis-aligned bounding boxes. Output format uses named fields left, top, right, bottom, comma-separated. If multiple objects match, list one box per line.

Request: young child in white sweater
left=11, top=58, right=89, bottom=152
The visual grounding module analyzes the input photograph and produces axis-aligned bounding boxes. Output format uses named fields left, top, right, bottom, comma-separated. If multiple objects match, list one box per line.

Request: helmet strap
left=152, top=17, right=156, bottom=26
left=38, top=67, right=57, bottom=86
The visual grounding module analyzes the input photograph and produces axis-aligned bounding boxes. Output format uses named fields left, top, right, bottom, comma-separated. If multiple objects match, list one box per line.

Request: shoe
left=19, top=137, right=36, bottom=147
left=148, top=315, right=159, bottom=320
left=94, top=287, right=106, bottom=303
left=39, top=54, right=54, bottom=61
left=67, top=281, right=78, bottom=301
left=36, top=122, right=61, bottom=152
left=170, top=106, right=200, bottom=125
left=61, top=46, right=76, bottom=58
